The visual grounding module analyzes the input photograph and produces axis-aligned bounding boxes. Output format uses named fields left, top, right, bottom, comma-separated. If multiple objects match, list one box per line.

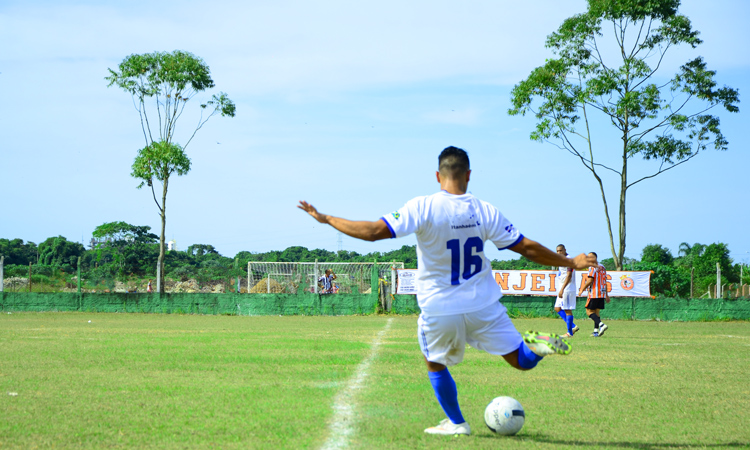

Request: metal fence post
left=716, top=262, right=721, bottom=298
left=0, top=256, right=4, bottom=293
left=314, top=259, right=319, bottom=294
left=371, top=261, right=378, bottom=301
left=156, top=263, right=161, bottom=294
left=391, top=261, right=396, bottom=297
left=77, top=257, right=81, bottom=294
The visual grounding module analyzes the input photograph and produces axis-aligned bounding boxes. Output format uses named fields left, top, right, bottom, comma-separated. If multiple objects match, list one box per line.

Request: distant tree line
left=1, top=222, right=746, bottom=297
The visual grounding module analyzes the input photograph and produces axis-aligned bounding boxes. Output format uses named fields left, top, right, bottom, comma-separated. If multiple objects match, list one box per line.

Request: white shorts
left=554, top=291, right=577, bottom=310
left=417, top=301, right=523, bottom=367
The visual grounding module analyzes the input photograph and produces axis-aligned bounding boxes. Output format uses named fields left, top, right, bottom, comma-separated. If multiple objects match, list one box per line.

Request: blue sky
left=1, top=0, right=748, bottom=265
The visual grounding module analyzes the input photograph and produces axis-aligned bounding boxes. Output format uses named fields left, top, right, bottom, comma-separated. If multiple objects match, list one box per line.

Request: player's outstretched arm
left=509, top=237, right=596, bottom=270
left=297, top=201, right=392, bottom=242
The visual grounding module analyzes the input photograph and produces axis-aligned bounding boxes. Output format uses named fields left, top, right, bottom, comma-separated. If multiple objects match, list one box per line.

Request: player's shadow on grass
left=477, top=434, right=749, bottom=449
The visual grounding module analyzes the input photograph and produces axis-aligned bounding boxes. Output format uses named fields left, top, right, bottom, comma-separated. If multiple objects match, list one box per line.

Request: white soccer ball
left=484, top=396, right=525, bottom=435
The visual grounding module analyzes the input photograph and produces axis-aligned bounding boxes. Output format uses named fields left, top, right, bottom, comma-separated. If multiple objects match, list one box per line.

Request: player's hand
left=557, top=292, right=563, bottom=298
left=570, top=253, right=597, bottom=270
left=298, top=201, right=329, bottom=224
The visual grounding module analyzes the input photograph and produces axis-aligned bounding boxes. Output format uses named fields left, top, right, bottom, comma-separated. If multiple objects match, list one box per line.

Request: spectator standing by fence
left=318, top=269, right=336, bottom=294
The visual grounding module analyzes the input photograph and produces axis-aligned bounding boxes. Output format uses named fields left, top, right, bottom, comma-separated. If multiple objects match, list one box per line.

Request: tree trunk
left=158, top=177, right=169, bottom=293
left=617, top=141, right=628, bottom=271
left=595, top=171, right=618, bottom=270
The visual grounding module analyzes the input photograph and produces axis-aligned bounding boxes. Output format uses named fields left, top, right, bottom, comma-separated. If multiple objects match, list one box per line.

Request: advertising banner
left=396, top=269, right=652, bottom=297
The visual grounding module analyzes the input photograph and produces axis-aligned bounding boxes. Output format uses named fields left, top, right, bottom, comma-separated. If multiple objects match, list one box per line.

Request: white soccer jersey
left=557, top=266, right=576, bottom=293
left=381, top=190, right=523, bottom=316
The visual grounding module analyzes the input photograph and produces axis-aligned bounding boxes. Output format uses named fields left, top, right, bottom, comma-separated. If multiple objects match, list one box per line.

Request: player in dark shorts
left=579, top=252, right=610, bottom=337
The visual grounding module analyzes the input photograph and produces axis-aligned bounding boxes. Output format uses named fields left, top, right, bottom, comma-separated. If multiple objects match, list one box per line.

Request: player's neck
left=440, top=181, right=468, bottom=195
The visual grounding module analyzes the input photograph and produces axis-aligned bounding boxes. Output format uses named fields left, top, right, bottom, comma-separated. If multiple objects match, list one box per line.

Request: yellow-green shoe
left=523, top=331, right=572, bottom=356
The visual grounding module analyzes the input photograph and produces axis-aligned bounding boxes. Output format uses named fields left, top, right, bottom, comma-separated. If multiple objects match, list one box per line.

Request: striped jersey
left=380, top=190, right=523, bottom=316
left=586, top=264, right=608, bottom=298
left=318, top=274, right=335, bottom=293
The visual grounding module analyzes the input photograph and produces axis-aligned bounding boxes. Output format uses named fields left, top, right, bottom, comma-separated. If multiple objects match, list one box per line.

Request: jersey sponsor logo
left=391, top=212, right=400, bottom=220
left=504, top=224, right=515, bottom=233
left=450, top=213, right=481, bottom=230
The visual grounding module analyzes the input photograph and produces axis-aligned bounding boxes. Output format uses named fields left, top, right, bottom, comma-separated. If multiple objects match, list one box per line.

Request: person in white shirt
left=298, top=146, right=595, bottom=436
left=554, top=244, right=580, bottom=337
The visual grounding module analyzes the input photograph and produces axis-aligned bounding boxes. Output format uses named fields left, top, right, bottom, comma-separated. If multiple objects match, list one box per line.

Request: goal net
left=246, top=261, right=404, bottom=296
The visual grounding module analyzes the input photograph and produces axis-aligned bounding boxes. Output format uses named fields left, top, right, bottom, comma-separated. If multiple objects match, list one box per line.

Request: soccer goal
left=246, top=261, right=404, bottom=296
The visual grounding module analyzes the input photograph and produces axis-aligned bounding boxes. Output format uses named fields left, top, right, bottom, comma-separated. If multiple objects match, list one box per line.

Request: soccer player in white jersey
left=298, top=146, right=595, bottom=436
left=554, top=244, right=579, bottom=337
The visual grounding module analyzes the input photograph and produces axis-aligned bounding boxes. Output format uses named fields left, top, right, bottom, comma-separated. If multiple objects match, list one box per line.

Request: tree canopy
left=641, top=244, right=674, bottom=266
left=0, top=238, right=38, bottom=266
left=508, top=0, right=739, bottom=270
left=37, top=236, right=85, bottom=268
left=105, top=50, right=235, bottom=148
left=2, top=233, right=745, bottom=298
left=92, top=222, right=159, bottom=276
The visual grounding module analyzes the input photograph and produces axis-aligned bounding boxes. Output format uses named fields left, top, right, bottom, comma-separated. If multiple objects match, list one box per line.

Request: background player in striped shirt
left=579, top=252, right=610, bottom=337
left=298, top=146, right=596, bottom=436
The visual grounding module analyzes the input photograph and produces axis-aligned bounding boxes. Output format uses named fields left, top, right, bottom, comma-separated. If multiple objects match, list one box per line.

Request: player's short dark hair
left=438, top=146, right=470, bottom=178
left=590, top=252, right=598, bottom=258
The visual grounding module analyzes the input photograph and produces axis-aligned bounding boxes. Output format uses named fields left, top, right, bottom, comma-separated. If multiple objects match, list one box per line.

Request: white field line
left=320, top=318, right=393, bottom=450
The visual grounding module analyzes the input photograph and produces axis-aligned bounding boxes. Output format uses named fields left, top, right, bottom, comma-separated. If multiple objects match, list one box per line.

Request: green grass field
left=1, top=312, right=748, bottom=449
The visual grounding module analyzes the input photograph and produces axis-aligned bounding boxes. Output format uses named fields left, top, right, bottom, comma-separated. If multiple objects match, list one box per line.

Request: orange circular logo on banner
left=620, top=275, right=634, bottom=290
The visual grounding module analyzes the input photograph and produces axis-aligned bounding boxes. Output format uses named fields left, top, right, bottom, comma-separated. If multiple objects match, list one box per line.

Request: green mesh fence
left=1, top=292, right=748, bottom=320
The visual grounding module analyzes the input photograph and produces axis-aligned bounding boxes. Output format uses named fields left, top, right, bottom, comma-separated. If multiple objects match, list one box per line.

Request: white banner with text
left=396, top=269, right=652, bottom=297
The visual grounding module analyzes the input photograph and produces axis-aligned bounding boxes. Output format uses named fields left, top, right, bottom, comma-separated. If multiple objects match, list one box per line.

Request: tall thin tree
left=509, top=0, right=738, bottom=269
left=106, top=50, right=236, bottom=292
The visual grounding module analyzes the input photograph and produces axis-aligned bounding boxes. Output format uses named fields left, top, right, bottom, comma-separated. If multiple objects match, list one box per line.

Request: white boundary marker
left=320, top=318, right=393, bottom=450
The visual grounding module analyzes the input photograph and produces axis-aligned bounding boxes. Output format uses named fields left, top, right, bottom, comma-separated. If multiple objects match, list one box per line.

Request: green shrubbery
left=2, top=235, right=746, bottom=297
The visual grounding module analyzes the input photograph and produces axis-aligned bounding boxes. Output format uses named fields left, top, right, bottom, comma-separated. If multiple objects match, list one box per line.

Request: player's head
left=589, top=252, right=598, bottom=263
left=556, top=244, right=567, bottom=255
left=438, top=146, right=470, bottom=180
left=325, top=269, right=332, bottom=275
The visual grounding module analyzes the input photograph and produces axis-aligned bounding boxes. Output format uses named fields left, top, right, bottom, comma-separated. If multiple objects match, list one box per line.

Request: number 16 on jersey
left=447, top=237, right=483, bottom=285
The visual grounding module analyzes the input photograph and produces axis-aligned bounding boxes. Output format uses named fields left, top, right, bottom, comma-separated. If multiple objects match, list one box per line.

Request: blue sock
left=517, top=342, right=543, bottom=369
left=428, top=368, right=465, bottom=424
left=557, top=309, right=567, bottom=320
left=566, top=315, right=576, bottom=334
